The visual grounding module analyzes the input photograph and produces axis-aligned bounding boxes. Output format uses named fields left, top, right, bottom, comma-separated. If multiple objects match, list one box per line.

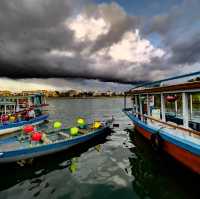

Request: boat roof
left=0, top=93, right=44, bottom=99
left=128, top=81, right=200, bottom=95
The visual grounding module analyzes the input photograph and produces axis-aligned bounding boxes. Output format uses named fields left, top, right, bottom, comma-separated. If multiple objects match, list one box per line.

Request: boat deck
left=0, top=132, right=68, bottom=152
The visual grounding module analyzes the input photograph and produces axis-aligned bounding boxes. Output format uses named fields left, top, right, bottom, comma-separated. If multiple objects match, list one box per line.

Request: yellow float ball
left=70, top=127, right=79, bottom=136
left=9, top=116, right=16, bottom=122
left=93, top=121, right=101, bottom=129
left=53, top=121, right=62, bottom=129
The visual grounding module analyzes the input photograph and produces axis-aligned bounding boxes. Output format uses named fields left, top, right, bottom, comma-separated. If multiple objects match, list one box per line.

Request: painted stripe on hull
left=163, top=140, right=200, bottom=174
left=135, top=124, right=200, bottom=174
left=135, top=125, right=151, bottom=140
left=0, top=114, right=48, bottom=136
left=0, top=120, right=43, bottom=135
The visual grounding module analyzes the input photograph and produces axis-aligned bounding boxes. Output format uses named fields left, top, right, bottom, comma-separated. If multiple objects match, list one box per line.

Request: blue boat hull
left=123, top=109, right=200, bottom=174
left=0, top=114, right=49, bottom=136
left=0, top=126, right=109, bottom=163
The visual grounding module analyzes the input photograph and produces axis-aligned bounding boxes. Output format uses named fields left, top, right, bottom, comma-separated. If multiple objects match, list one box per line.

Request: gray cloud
left=0, top=0, right=199, bottom=87
left=83, top=3, right=141, bottom=53
left=144, top=0, right=200, bottom=66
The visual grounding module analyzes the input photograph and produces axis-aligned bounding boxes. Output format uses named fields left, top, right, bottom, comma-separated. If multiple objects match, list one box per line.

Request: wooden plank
left=58, top=132, right=70, bottom=138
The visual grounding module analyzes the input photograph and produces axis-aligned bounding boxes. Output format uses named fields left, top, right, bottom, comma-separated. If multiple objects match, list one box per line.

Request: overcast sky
left=0, top=0, right=200, bottom=91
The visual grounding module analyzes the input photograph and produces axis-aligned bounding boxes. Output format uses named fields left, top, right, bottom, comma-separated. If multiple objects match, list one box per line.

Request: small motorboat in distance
left=0, top=119, right=112, bottom=164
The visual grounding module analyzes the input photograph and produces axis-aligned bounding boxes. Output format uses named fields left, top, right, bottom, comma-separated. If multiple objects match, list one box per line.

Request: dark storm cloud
left=0, top=0, right=199, bottom=85
left=0, top=0, right=144, bottom=83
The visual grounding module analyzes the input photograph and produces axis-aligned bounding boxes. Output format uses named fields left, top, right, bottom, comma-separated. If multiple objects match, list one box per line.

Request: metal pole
left=175, top=99, right=178, bottom=116
left=139, top=95, right=143, bottom=115
left=161, top=93, right=166, bottom=121
left=182, top=92, right=189, bottom=128
left=190, top=94, right=193, bottom=120
left=139, top=95, right=143, bottom=121
left=146, top=94, right=150, bottom=116
left=135, top=95, right=139, bottom=116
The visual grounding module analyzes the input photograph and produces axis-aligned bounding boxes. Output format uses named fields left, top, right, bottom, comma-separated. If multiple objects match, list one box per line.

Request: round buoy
left=53, top=121, right=62, bottom=129
left=2, top=115, right=9, bottom=122
left=93, top=121, right=101, bottom=129
left=166, top=95, right=178, bottom=102
left=23, top=125, right=34, bottom=133
left=77, top=118, right=86, bottom=128
left=32, top=132, right=42, bottom=141
left=9, top=116, right=16, bottom=122
left=70, top=127, right=79, bottom=136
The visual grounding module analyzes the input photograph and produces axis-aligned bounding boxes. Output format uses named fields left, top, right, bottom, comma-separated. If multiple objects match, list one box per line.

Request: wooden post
left=182, top=92, right=189, bottom=128
left=190, top=94, right=193, bottom=120
left=161, top=93, right=166, bottom=122
left=124, top=93, right=126, bottom=109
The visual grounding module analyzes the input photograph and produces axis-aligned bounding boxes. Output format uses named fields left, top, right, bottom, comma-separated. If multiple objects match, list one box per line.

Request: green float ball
left=77, top=118, right=86, bottom=129
left=53, top=121, right=62, bottom=129
left=70, top=127, right=79, bottom=136
left=77, top=118, right=85, bottom=125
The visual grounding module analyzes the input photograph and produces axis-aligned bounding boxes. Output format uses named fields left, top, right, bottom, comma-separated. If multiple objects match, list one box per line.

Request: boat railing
left=126, top=109, right=200, bottom=137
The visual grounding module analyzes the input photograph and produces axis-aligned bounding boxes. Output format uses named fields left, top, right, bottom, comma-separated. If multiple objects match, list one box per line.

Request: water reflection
left=0, top=132, right=111, bottom=192
left=0, top=98, right=199, bottom=199
left=128, top=129, right=200, bottom=199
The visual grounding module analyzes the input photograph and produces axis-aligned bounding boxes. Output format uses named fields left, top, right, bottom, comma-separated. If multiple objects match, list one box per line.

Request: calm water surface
left=0, top=98, right=199, bottom=199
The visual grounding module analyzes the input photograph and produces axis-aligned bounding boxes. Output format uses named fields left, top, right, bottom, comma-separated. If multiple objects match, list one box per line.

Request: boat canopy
left=127, top=81, right=200, bottom=95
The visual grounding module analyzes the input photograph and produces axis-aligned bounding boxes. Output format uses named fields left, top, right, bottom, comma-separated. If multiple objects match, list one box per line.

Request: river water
left=0, top=98, right=199, bottom=199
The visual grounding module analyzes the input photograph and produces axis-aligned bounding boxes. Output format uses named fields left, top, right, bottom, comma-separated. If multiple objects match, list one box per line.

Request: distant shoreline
left=47, top=96, right=127, bottom=99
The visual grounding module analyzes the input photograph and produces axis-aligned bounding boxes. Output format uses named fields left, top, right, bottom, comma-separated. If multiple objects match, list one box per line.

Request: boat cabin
left=123, top=79, right=200, bottom=174
left=0, top=93, right=48, bottom=123
left=124, top=81, right=200, bottom=137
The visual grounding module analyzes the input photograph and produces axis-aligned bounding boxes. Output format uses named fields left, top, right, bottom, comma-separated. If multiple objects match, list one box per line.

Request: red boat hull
left=135, top=125, right=200, bottom=174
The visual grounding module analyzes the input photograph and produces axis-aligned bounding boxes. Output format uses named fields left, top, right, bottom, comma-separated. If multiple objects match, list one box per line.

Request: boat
left=0, top=93, right=49, bottom=135
left=0, top=120, right=112, bottom=163
left=123, top=79, right=200, bottom=174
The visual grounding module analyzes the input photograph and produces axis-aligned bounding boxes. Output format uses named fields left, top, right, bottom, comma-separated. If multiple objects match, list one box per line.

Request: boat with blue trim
left=0, top=120, right=112, bottom=163
left=123, top=79, right=200, bottom=174
left=0, top=93, right=49, bottom=136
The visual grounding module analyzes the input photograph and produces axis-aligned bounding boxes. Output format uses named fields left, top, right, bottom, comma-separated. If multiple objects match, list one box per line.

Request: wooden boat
left=0, top=121, right=111, bottom=163
left=0, top=93, right=49, bottom=136
left=123, top=80, right=200, bottom=174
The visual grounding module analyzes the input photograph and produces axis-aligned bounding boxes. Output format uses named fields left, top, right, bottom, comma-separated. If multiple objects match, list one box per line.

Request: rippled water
left=0, top=98, right=199, bottom=199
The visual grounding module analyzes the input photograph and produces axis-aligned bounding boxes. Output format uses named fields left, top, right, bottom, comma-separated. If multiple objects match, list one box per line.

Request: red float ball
left=1, top=115, right=9, bottom=122
left=31, top=132, right=42, bottom=141
left=23, top=125, right=34, bottom=133
left=166, top=95, right=178, bottom=102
